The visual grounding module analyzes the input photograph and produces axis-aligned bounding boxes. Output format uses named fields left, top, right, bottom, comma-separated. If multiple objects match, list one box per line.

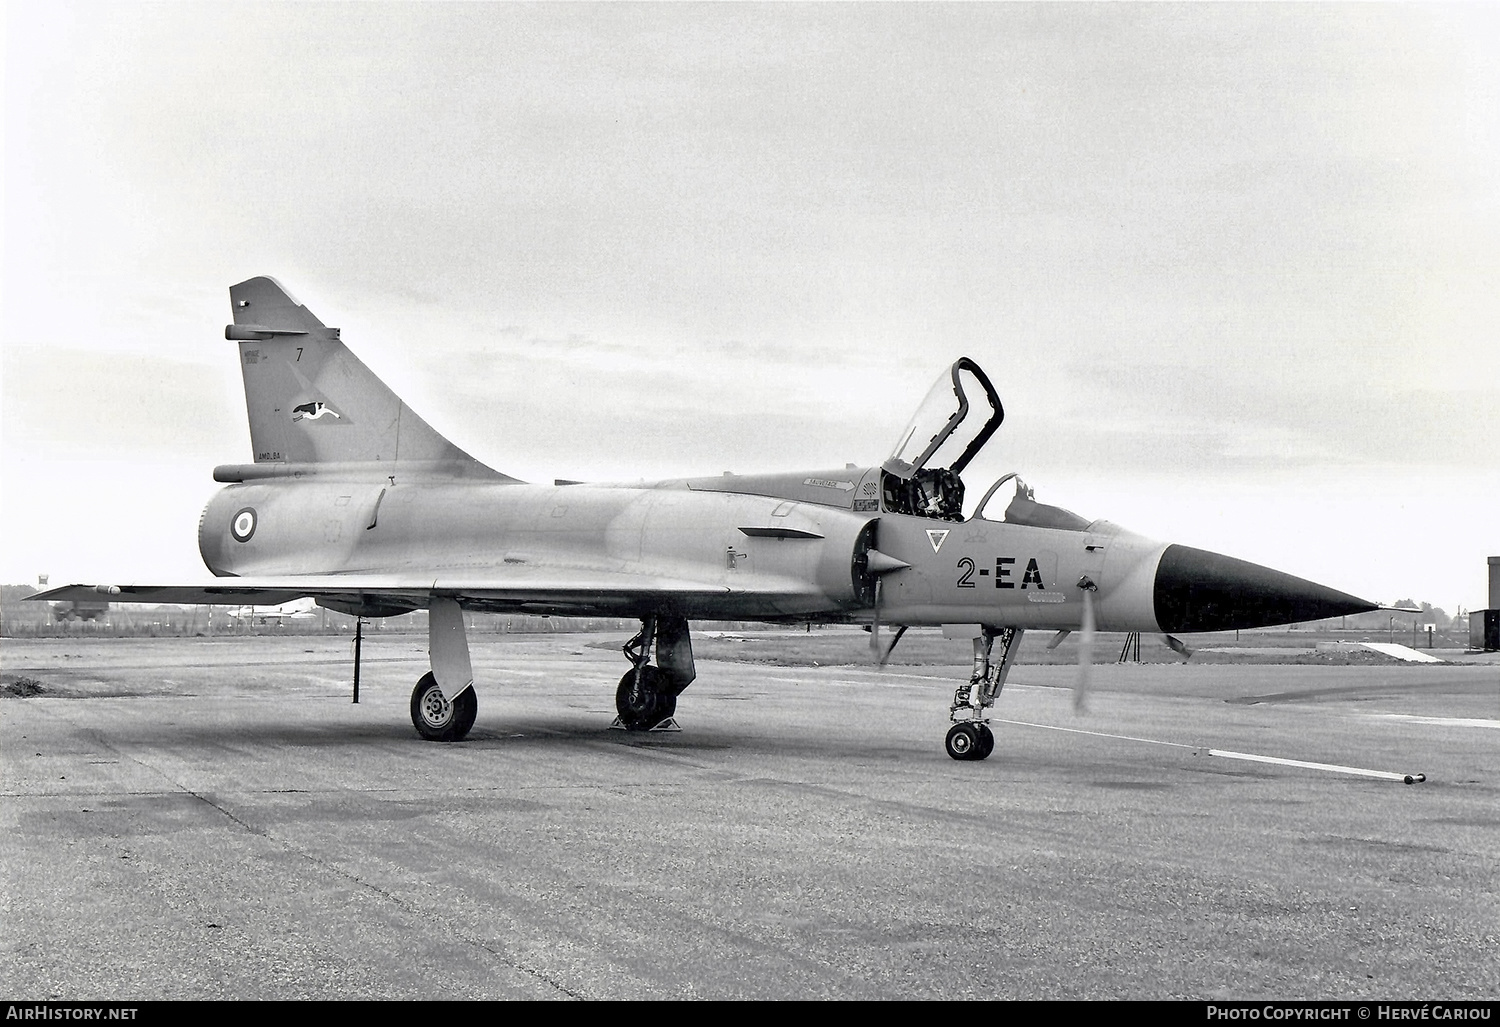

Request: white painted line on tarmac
left=995, top=719, right=1200, bottom=751
left=763, top=671, right=963, bottom=687
left=996, top=718, right=1425, bottom=783
left=1207, top=749, right=1423, bottom=783
left=1365, top=714, right=1500, bottom=730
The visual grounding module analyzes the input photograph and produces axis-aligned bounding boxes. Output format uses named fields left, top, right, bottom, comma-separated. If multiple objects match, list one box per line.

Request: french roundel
left=231, top=507, right=257, bottom=543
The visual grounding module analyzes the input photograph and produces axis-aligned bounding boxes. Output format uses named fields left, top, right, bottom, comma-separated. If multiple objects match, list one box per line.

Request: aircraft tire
left=945, top=723, right=981, bottom=761
left=411, top=672, right=477, bottom=742
left=452, top=687, right=477, bottom=741
left=976, top=724, right=995, bottom=760
left=616, top=668, right=676, bottom=731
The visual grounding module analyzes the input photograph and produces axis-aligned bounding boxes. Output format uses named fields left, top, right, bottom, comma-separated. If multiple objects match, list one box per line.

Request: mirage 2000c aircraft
left=32, top=277, right=1379, bottom=760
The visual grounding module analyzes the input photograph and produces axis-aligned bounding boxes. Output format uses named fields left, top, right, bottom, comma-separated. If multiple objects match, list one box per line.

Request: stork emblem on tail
left=292, top=401, right=341, bottom=421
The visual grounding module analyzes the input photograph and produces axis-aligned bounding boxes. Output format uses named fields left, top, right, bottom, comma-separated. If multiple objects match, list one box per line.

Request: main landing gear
left=614, top=615, right=696, bottom=732
left=946, top=626, right=1024, bottom=761
left=409, top=597, right=478, bottom=742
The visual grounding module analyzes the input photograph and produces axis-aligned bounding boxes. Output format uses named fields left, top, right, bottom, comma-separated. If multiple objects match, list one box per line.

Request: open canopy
left=883, top=358, right=1004, bottom=479
left=880, top=358, right=1004, bottom=521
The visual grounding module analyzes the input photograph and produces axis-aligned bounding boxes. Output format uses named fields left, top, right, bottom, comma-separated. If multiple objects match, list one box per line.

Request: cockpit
left=882, top=358, right=1093, bottom=531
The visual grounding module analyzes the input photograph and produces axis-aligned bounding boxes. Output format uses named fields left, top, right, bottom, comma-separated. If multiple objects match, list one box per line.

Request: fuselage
left=197, top=469, right=1166, bottom=631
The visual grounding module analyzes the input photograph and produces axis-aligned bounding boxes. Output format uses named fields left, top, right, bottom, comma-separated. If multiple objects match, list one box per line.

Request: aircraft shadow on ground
left=65, top=710, right=977, bottom=764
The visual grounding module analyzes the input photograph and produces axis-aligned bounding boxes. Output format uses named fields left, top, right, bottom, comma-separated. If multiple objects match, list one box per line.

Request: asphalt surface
left=2, top=633, right=1497, bottom=1000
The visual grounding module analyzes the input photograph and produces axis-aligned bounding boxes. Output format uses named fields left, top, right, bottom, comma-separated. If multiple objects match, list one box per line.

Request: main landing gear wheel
left=615, top=667, right=676, bottom=731
left=410, top=672, right=477, bottom=742
left=946, top=722, right=994, bottom=761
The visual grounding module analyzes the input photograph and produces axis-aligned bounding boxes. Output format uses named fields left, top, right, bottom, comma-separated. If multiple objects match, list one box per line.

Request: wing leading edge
left=28, top=568, right=846, bottom=620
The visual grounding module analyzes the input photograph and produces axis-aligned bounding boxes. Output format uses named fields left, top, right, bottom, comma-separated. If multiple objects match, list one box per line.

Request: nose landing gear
left=947, top=626, right=1023, bottom=761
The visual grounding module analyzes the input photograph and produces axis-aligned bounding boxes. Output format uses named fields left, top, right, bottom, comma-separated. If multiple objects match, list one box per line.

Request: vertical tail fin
left=226, top=277, right=509, bottom=478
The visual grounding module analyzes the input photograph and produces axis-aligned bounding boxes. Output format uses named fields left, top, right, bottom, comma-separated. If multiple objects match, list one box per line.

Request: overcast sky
left=3, top=2, right=1497, bottom=612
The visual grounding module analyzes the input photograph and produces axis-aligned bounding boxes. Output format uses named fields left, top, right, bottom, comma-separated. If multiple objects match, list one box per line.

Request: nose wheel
left=945, top=722, right=995, bottom=761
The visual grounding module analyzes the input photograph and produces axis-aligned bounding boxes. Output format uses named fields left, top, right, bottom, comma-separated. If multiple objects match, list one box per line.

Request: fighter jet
left=32, top=277, right=1378, bottom=760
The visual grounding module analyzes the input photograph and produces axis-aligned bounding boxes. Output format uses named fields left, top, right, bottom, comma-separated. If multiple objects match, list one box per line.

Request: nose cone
left=1153, top=544, right=1377, bottom=633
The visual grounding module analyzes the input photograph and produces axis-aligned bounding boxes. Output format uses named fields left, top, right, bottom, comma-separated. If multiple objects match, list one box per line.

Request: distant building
left=1474, top=611, right=1500, bottom=651
left=1471, top=557, right=1500, bottom=651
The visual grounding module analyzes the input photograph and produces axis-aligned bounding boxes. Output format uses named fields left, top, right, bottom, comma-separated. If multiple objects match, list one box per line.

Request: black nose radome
left=1153, top=544, right=1377, bottom=633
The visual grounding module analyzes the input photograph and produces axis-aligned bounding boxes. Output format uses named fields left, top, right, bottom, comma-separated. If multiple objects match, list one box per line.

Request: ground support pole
left=353, top=617, right=363, bottom=704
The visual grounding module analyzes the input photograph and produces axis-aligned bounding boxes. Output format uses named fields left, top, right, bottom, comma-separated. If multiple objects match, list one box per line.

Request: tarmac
left=2, top=632, right=1497, bottom=1000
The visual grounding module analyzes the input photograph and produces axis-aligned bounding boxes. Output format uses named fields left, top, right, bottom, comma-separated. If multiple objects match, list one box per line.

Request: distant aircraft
left=227, top=599, right=320, bottom=628
left=32, top=277, right=1377, bottom=759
